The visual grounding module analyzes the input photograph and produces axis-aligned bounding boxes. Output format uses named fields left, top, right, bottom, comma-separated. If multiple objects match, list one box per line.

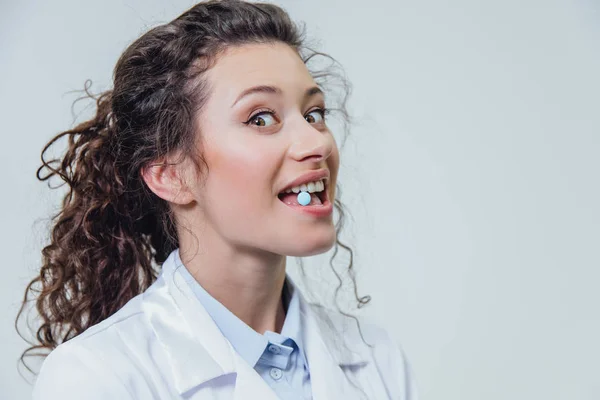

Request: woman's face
left=189, top=42, right=339, bottom=257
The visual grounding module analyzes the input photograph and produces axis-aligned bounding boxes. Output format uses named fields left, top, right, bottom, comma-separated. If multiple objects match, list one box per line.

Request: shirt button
left=269, top=367, right=283, bottom=380
left=268, top=344, right=281, bottom=354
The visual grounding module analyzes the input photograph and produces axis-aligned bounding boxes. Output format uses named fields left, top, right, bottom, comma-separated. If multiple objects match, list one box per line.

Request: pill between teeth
left=297, top=191, right=311, bottom=206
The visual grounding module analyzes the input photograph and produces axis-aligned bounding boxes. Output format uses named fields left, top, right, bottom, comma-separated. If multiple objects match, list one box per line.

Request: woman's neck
left=178, top=233, right=288, bottom=334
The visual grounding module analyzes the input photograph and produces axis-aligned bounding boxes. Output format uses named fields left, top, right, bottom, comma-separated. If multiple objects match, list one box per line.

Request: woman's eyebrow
left=231, top=85, right=324, bottom=108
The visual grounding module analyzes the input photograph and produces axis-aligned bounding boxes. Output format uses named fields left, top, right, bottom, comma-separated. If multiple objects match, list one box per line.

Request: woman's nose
left=288, top=119, right=334, bottom=163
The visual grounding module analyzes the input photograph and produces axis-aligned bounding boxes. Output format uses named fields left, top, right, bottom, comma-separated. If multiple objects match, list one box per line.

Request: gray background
left=2, top=0, right=599, bottom=399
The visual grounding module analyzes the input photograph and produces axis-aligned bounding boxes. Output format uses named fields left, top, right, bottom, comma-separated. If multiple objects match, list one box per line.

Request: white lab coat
left=32, top=251, right=418, bottom=399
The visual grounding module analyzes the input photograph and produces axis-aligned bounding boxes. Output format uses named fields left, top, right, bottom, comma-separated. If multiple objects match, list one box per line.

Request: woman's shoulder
left=32, top=333, right=134, bottom=400
left=305, top=301, right=402, bottom=349
left=60, top=291, right=149, bottom=348
left=33, top=292, right=160, bottom=399
left=305, top=302, right=419, bottom=398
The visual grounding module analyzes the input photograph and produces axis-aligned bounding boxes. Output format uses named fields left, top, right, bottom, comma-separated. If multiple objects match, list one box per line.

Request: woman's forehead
left=205, top=42, right=317, bottom=104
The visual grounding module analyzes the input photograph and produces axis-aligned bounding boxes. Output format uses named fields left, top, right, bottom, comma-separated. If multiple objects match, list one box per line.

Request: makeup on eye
left=244, top=106, right=330, bottom=127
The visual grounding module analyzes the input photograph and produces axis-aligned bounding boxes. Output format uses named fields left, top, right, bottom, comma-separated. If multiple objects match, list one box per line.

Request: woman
left=18, top=1, right=418, bottom=399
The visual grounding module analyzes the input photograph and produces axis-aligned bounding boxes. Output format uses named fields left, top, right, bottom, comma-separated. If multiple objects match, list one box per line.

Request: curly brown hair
left=15, top=0, right=370, bottom=378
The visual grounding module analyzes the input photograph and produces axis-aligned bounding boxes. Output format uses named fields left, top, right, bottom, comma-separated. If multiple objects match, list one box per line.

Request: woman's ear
left=141, top=158, right=195, bottom=205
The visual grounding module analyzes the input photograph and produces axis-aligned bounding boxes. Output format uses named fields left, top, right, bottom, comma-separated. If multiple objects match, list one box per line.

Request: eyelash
left=244, top=107, right=330, bottom=126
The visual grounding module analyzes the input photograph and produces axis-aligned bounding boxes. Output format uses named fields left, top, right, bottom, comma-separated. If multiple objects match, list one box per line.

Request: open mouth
left=277, top=179, right=329, bottom=207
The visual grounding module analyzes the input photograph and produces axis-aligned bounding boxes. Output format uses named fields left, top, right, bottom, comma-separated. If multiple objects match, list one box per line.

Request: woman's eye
left=246, top=111, right=277, bottom=127
left=245, top=108, right=328, bottom=128
left=305, top=108, right=327, bottom=124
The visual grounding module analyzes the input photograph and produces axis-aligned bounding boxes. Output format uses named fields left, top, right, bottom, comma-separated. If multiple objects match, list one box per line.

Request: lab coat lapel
left=297, top=290, right=369, bottom=400
left=144, top=254, right=236, bottom=395
left=231, top=351, right=280, bottom=400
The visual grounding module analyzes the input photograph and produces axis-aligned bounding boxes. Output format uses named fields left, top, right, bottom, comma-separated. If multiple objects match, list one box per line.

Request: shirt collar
left=176, top=250, right=306, bottom=368
left=277, top=277, right=308, bottom=368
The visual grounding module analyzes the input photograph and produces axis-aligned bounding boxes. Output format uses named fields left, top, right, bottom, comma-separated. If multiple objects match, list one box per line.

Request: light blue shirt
left=178, top=261, right=312, bottom=399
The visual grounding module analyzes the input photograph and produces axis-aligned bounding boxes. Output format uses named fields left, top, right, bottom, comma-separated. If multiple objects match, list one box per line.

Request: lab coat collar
left=144, top=249, right=370, bottom=398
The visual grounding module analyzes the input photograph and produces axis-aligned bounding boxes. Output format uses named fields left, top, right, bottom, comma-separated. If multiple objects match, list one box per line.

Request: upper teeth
left=283, top=179, right=325, bottom=194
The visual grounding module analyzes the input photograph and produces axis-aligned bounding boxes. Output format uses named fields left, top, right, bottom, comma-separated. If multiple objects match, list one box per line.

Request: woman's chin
left=282, top=231, right=337, bottom=257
